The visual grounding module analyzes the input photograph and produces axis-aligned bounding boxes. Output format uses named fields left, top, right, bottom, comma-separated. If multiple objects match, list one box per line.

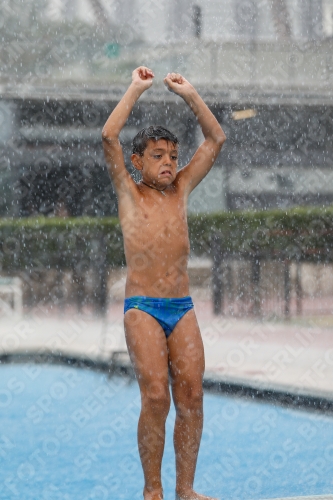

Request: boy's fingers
left=137, top=66, right=154, bottom=78
left=138, top=65, right=152, bottom=72
left=165, top=72, right=183, bottom=84
left=164, top=77, right=174, bottom=88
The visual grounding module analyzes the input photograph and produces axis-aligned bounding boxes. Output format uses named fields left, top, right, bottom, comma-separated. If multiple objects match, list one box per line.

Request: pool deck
left=266, top=497, right=333, bottom=500
left=0, top=299, right=333, bottom=408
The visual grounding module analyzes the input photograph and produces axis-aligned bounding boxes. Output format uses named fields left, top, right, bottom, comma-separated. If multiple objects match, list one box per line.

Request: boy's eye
left=171, top=156, right=178, bottom=161
left=153, top=154, right=162, bottom=159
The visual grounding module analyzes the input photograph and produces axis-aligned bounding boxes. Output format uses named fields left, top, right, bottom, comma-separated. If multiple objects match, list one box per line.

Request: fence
left=0, top=209, right=333, bottom=317
left=0, top=277, right=23, bottom=317
left=211, top=231, right=333, bottom=319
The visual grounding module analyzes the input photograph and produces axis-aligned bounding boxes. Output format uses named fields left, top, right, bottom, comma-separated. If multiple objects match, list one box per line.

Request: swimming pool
left=1, top=364, right=332, bottom=499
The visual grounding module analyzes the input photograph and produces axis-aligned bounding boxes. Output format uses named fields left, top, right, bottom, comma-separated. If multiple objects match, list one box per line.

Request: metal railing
left=211, top=232, right=333, bottom=319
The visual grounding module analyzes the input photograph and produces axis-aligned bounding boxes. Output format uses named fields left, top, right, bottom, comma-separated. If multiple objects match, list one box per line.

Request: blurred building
left=1, top=87, right=333, bottom=216
left=1, top=0, right=333, bottom=215
left=44, top=0, right=333, bottom=41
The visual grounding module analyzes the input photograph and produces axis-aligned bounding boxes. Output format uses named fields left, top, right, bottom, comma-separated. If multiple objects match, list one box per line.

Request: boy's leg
left=167, top=309, right=218, bottom=500
left=124, top=308, right=170, bottom=500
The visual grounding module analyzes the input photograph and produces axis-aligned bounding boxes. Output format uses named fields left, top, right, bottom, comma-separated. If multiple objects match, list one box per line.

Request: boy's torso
left=118, top=179, right=190, bottom=298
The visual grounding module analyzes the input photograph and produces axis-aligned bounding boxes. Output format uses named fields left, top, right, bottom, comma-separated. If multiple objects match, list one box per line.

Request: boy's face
left=131, top=139, right=178, bottom=187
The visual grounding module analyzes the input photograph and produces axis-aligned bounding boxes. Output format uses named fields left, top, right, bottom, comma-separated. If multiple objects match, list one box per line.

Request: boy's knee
left=187, top=386, right=203, bottom=406
left=174, top=383, right=203, bottom=413
left=142, top=383, right=171, bottom=415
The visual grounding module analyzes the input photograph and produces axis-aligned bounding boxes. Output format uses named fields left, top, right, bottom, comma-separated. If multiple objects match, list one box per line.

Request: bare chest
left=119, top=189, right=189, bottom=252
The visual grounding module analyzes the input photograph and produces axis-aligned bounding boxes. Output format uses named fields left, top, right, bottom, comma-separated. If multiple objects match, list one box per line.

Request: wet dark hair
left=132, top=125, right=179, bottom=156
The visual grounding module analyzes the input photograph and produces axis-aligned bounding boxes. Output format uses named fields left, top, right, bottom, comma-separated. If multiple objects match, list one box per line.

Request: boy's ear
left=131, top=153, right=143, bottom=171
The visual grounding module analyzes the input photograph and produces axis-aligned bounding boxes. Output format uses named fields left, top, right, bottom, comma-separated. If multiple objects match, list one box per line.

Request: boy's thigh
left=124, top=308, right=169, bottom=393
left=167, top=309, right=205, bottom=384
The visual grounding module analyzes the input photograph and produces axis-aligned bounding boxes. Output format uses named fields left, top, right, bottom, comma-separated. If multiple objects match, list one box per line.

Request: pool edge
left=1, top=350, right=333, bottom=416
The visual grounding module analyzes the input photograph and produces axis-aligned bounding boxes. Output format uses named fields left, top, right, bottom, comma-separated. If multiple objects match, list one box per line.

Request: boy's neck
left=141, top=181, right=167, bottom=194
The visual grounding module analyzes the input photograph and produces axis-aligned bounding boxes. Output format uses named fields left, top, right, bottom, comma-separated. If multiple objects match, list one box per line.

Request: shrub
left=0, top=206, right=332, bottom=273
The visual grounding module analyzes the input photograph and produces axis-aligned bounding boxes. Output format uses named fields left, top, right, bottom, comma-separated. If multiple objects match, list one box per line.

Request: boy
left=102, top=67, right=226, bottom=500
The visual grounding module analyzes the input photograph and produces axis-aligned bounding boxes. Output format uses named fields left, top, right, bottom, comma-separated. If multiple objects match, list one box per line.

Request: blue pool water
left=0, top=364, right=333, bottom=500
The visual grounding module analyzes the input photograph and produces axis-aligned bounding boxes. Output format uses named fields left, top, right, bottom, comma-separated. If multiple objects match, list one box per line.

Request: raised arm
left=164, top=72, right=226, bottom=195
left=102, top=67, right=154, bottom=193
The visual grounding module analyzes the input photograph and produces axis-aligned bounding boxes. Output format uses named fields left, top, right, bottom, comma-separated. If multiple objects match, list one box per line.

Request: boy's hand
left=132, top=66, right=154, bottom=92
left=163, top=72, right=194, bottom=97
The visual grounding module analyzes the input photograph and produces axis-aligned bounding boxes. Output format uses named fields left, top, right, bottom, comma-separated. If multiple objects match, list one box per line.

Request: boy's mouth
left=160, top=170, right=172, bottom=176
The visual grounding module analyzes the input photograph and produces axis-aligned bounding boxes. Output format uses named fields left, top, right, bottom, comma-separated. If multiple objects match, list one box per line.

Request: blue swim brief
left=124, top=296, right=194, bottom=338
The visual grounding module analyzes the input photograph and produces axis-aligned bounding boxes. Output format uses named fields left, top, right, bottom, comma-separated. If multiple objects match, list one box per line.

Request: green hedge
left=188, top=206, right=333, bottom=260
left=0, top=217, right=124, bottom=271
left=0, top=206, right=332, bottom=272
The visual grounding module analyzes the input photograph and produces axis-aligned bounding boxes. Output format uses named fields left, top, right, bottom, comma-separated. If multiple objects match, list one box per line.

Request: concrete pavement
left=0, top=297, right=332, bottom=405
